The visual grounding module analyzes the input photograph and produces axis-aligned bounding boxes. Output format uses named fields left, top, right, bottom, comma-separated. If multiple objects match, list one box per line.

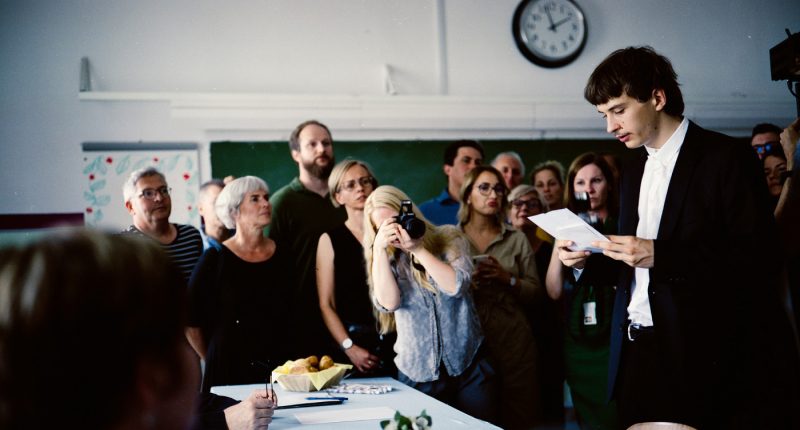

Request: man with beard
left=268, top=120, right=347, bottom=357
left=120, top=166, right=203, bottom=285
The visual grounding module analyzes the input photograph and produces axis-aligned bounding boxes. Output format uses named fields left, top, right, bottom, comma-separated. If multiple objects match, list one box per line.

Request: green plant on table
left=380, top=409, right=432, bottom=429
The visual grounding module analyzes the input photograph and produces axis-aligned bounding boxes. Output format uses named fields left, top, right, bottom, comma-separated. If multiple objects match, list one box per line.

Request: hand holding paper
left=528, top=209, right=610, bottom=253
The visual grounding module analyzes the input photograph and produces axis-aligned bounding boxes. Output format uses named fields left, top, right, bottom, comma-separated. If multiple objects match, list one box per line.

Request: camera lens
left=573, top=191, right=591, bottom=213
left=403, top=218, right=426, bottom=239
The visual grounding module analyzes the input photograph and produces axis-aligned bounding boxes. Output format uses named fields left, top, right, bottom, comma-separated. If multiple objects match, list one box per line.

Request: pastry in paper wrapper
left=272, top=360, right=352, bottom=391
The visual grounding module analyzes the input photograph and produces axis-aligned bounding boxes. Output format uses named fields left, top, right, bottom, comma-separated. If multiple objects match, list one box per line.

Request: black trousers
left=617, top=329, right=702, bottom=429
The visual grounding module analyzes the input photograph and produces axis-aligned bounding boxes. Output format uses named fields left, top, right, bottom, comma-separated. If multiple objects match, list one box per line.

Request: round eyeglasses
left=476, top=183, right=505, bottom=196
left=138, top=186, right=171, bottom=200
left=340, top=176, right=374, bottom=192
left=511, top=199, right=541, bottom=210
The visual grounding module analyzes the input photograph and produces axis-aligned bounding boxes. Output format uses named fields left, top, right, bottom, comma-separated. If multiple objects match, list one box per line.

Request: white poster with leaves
left=81, top=143, right=200, bottom=231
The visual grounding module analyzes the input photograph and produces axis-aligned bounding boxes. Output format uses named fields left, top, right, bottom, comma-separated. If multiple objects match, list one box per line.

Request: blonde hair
left=456, top=165, right=509, bottom=227
left=327, top=159, right=377, bottom=207
left=363, top=185, right=465, bottom=334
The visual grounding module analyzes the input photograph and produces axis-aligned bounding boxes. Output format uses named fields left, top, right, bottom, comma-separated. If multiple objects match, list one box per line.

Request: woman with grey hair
left=507, top=184, right=549, bottom=258
left=187, top=176, right=294, bottom=392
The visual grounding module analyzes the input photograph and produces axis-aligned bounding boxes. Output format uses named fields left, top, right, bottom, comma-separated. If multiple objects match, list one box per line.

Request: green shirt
left=267, top=177, right=347, bottom=309
left=463, top=223, right=541, bottom=305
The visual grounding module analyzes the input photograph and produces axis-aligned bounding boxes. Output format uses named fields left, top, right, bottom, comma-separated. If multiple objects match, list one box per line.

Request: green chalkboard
left=210, top=139, right=629, bottom=203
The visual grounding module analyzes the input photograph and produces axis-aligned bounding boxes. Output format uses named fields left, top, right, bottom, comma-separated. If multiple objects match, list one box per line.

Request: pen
left=276, top=399, right=343, bottom=410
left=305, top=396, right=348, bottom=401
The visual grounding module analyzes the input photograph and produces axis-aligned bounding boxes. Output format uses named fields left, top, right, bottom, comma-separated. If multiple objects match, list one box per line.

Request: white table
left=212, top=377, right=501, bottom=429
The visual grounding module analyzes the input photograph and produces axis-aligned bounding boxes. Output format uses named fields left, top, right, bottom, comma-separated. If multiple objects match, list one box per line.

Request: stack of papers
left=528, top=209, right=609, bottom=253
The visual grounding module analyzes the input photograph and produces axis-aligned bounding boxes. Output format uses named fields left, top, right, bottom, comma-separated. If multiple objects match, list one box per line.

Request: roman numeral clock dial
left=512, top=0, right=587, bottom=68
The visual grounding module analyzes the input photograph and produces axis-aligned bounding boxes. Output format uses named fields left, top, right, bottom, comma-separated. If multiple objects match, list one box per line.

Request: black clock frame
left=512, top=0, right=588, bottom=68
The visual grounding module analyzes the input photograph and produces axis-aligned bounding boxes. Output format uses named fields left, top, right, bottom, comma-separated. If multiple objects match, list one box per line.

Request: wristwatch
left=341, top=337, right=353, bottom=350
left=509, top=276, right=517, bottom=287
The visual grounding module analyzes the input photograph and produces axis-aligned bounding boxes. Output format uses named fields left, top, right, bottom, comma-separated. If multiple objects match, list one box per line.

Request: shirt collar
left=288, top=176, right=331, bottom=199
left=435, top=188, right=458, bottom=204
left=645, top=117, right=688, bottom=165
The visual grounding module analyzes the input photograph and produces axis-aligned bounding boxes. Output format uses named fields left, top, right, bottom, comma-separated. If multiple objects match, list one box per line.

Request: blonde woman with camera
left=363, top=185, right=498, bottom=424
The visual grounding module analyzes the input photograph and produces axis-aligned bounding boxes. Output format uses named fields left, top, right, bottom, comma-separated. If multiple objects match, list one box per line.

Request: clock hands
left=544, top=7, right=556, bottom=30
left=550, top=15, right=573, bottom=31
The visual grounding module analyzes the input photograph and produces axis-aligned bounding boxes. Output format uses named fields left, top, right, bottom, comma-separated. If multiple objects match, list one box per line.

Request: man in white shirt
left=557, top=46, right=799, bottom=428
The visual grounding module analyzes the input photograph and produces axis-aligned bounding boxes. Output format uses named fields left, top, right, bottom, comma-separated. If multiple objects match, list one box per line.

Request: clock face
left=513, top=0, right=587, bottom=68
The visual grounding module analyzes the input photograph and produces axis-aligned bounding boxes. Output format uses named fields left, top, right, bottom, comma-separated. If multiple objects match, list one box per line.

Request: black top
left=189, top=245, right=293, bottom=392
left=328, top=224, right=375, bottom=328
left=326, top=224, right=396, bottom=377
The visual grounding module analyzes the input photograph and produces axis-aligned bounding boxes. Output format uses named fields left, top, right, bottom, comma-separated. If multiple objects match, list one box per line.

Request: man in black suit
left=556, top=46, right=799, bottom=429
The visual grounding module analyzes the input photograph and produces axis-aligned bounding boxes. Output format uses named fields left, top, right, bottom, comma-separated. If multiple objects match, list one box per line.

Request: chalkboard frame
left=210, top=139, right=631, bottom=204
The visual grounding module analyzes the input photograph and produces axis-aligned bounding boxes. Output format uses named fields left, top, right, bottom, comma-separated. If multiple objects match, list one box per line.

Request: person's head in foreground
left=0, top=230, right=197, bottom=429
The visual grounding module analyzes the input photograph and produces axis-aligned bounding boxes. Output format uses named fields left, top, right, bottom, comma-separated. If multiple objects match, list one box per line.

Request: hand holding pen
left=266, top=375, right=278, bottom=405
left=223, top=389, right=277, bottom=429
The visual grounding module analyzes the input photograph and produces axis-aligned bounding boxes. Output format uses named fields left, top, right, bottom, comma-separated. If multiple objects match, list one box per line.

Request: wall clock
left=512, top=0, right=588, bottom=68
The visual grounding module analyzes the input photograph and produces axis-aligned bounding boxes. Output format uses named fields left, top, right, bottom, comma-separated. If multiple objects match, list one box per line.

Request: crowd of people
left=2, top=46, right=800, bottom=430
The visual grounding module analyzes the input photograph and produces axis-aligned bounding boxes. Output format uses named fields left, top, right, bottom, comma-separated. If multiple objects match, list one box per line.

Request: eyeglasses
left=475, top=183, right=505, bottom=196
left=138, top=186, right=171, bottom=200
left=340, top=176, right=374, bottom=192
left=511, top=199, right=540, bottom=210
left=753, top=142, right=779, bottom=160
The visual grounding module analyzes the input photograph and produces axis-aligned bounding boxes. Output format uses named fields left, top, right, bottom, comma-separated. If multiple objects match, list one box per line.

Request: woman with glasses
left=316, top=160, right=396, bottom=376
left=187, top=176, right=294, bottom=392
left=507, top=185, right=550, bottom=269
left=364, top=185, right=498, bottom=424
left=545, top=152, right=620, bottom=430
left=458, top=166, right=542, bottom=430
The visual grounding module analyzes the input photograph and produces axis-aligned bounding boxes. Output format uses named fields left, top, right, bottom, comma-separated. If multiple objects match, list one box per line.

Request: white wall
left=1, top=0, right=798, bottom=215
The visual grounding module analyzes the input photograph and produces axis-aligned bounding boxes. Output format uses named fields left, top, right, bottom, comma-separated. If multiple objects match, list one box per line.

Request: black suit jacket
left=582, top=121, right=799, bottom=428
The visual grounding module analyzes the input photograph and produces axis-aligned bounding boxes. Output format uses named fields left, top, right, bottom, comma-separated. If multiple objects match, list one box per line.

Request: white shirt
left=627, top=118, right=689, bottom=326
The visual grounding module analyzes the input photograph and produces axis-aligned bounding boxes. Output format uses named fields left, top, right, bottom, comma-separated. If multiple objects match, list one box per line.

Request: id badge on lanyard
left=583, top=286, right=597, bottom=325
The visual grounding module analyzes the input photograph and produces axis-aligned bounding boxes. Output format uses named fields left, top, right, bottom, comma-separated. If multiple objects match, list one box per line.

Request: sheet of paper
left=295, top=406, right=396, bottom=425
left=210, top=383, right=262, bottom=401
left=211, top=384, right=336, bottom=408
left=529, top=208, right=609, bottom=253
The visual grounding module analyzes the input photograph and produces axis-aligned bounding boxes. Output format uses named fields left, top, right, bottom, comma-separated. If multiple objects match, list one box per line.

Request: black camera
left=770, top=29, right=800, bottom=82
left=395, top=200, right=426, bottom=239
left=574, top=192, right=599, bottom=228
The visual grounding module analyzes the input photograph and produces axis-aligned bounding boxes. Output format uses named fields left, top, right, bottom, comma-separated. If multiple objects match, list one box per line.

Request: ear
left=125, top=200, right=135, bottom=215
left=651, top=88, right=667, bottom=112
left=443, top=164, right=452, bottom=177
left=290, top=149, right=300, bottom=164
left=334, top=191, right=345, bottom=206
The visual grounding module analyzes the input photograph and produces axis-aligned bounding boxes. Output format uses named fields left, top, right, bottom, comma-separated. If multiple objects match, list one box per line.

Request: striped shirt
left=121, top=223, right=203, bottom=285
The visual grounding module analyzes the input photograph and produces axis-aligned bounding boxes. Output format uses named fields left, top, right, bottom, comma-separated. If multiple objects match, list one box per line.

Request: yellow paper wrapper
left=271, top=361, right=352, bottom=392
